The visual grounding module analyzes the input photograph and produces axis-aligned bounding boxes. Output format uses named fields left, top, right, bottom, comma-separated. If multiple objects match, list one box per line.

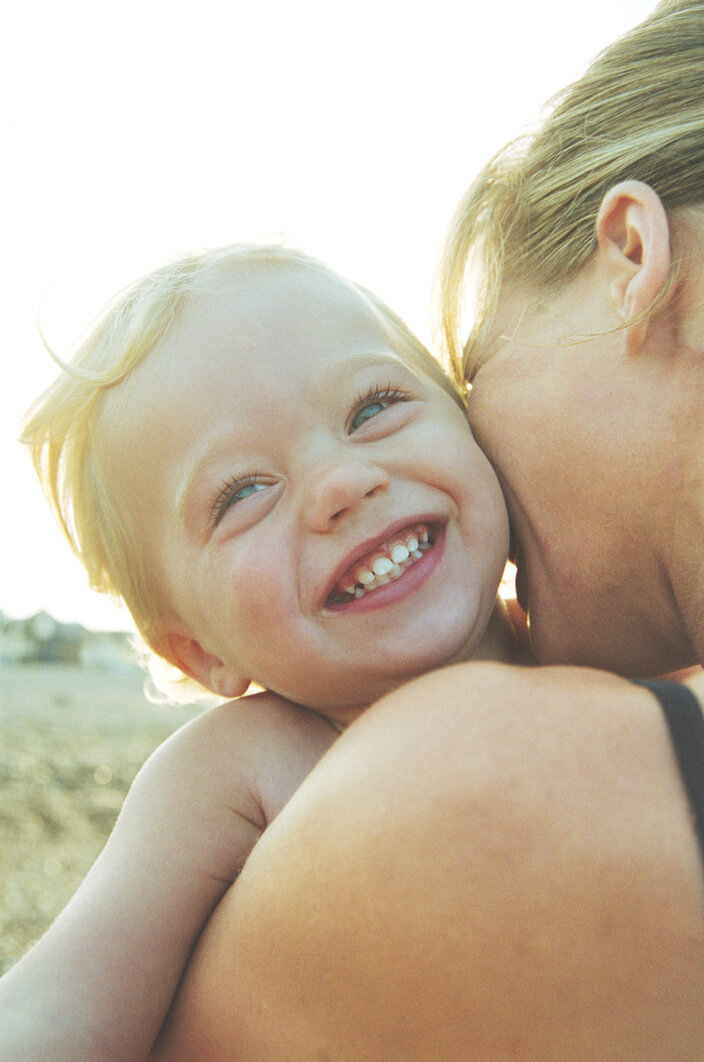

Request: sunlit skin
left=145, top=209, right=704, bottom=1057
left=97, top=266, right=512, bottom=725
left=466, top=189, right=704, bottom=676
left=0, top=262, right=520, bottom=1062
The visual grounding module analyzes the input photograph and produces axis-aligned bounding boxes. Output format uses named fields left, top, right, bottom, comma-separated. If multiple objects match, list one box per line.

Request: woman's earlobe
left=163, top=632, right=251, bottom=699
left=596, top=180, right=672, bottom=354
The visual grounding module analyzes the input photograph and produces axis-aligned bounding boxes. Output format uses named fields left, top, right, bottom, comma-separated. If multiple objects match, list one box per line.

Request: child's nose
left=305, top=460, right=390, bottom=532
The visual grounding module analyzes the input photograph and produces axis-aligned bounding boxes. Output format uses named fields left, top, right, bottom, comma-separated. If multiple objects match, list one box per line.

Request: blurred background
left=1, top=0, right=654, bottom=970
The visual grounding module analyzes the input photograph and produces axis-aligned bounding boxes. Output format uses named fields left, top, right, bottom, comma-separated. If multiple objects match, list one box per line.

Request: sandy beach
left=0, top=662, right=200, bottom=973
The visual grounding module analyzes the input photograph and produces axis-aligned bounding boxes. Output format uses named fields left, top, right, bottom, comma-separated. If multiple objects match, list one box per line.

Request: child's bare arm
left=0, top=694, right=337, bottom=1062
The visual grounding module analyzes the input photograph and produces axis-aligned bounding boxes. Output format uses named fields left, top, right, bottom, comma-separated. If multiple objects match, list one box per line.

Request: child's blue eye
left=352, top=399, right=388, bottom=427
left=232, top=481, right=265, bottom=502
left=349, top=386, right=409, bottom=433
left=211, top=475, right=267, bottom=525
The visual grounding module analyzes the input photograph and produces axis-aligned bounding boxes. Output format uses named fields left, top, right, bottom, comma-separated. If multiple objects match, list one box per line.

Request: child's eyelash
left=355, top=382, right=409, bottom=405
left=210, top=473, right=264, bottom=526
left=349, top=383, right=411, bottom=430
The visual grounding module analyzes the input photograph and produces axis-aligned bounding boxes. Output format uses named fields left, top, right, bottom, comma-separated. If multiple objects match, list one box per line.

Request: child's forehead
left=103, top=265, right=390, bottom=419
left=149, top=263, right=404, bottom=378
left=184, top=261, right=379, bottom=329
left=99, top=258, right=461, bottom=443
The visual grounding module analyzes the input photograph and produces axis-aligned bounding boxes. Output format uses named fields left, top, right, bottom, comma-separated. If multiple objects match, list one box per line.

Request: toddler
left=1, top=245, right=520, bottom=1060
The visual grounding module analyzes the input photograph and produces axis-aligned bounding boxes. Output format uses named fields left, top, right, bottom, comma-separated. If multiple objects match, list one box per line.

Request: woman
left=439, top=0, right=704, bottom=681
left=151, top=3, right=704, bottom=1057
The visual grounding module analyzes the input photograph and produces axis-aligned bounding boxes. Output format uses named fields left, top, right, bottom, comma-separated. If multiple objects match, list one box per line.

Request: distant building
left=80, top=629, right=137, bottom=672
left=0, top=611, right=135, bottom=670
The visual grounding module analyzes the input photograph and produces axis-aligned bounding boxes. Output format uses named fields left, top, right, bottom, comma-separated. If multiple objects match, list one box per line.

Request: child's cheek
left=234, top=551, right=284, bottom=623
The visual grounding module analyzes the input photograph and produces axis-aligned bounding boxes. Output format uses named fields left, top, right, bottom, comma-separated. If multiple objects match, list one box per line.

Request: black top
left=633, top=678, right=704, bottom=869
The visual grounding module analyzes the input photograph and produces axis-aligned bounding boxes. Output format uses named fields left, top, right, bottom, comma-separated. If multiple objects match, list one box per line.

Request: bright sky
left=2, top=0, right=654, bottom=632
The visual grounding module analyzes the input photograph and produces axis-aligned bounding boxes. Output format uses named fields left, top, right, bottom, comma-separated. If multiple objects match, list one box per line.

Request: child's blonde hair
left=439, top=0, right=704, bottom=385
left=23, top=244, right=462, bottom=671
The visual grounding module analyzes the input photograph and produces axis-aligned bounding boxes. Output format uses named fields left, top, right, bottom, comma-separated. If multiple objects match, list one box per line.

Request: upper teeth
left=390, top=543, right=410, bottom=564
left=333, top=525, right=432, bottom=602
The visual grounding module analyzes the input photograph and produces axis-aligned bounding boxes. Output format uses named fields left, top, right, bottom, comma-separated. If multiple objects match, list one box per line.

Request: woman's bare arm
left=152, top=663, right=704, bottom=1061
left=0, top=694, right=336, bottom=1062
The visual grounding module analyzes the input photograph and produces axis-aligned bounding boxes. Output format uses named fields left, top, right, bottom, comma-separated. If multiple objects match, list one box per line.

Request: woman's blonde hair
left=439, top=0, right=704, bottom=384
left=23, top=244, right=461, bottom=669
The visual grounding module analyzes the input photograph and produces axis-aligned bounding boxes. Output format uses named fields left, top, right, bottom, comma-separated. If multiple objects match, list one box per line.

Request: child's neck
left=321, top=599, right=529, bottom=731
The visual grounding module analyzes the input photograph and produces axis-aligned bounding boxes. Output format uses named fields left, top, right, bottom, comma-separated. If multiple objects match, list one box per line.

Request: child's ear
left=595, top=180, right=672, bottom=354
left=164, top=633, right=251, bottom=699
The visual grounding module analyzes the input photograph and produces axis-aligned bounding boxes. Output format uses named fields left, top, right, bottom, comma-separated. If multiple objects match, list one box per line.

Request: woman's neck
left=473, top=596, right=533, bottom=666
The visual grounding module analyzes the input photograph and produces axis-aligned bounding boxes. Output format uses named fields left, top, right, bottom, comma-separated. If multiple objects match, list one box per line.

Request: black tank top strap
left=633, top=678, right=704, bottom=869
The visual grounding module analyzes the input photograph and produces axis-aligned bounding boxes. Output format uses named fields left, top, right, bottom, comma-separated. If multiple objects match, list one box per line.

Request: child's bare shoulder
left=141, top=692, right=340, bottom=827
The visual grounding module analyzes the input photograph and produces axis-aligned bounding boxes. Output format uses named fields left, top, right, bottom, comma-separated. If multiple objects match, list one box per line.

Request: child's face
left=100, top=267, right=508, bottom=723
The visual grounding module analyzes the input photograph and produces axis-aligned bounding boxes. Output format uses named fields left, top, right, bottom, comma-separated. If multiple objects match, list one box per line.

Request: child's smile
left=325, top=521, right=437, bottom=608
left=97, top=263, right=510, bottom=721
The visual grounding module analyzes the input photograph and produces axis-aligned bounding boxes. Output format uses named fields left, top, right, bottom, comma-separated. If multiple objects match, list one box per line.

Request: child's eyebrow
left=325, top=351, right=407, bottom=376
left=319, top=351, right=420, bottom=393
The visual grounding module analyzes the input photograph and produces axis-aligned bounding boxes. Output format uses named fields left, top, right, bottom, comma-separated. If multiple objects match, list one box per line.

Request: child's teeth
left=372, top=557, right=394, bottom=577
left=332, top=523, right=434, bottom=604
left=357, top=568, right=376, bottom=585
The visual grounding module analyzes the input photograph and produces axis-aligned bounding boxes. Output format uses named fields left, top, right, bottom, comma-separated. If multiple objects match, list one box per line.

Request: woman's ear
left=162, top=632, right=251, bottom=699
left=595, top=180, right=672, bottom=354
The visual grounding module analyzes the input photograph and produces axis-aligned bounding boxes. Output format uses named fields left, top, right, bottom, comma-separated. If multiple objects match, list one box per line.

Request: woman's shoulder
left=153, top=660, right=704, bottom=1060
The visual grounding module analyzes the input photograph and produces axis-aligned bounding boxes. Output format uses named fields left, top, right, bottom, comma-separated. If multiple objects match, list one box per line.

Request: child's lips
left=322, top=519, right=441, bottom=610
